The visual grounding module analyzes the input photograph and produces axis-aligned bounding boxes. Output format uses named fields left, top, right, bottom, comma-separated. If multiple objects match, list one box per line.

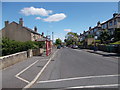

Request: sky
left=2, top=2, right=119, bottom=41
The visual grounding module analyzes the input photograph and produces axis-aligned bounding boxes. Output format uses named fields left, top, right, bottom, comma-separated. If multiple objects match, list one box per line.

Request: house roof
left=11, top=21, right=40, bottom=35
left=101, top=14, right=120, bottom=25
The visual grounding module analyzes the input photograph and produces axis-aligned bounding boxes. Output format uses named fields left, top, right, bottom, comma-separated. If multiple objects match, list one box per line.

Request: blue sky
left=2, top=2, right=118, bottom=41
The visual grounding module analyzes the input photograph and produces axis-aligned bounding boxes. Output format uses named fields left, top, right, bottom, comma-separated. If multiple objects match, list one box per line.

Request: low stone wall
left=32, top=48, right=44, bottom=56
left=0, top=48, right=44, bottom=70
left=0, top=51, right=27, bottom=69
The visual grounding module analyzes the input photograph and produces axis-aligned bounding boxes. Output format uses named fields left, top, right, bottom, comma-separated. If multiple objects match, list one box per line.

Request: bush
left=110, top=41, right=120, bottom=45
left=2, top=38, right=45, bottom=56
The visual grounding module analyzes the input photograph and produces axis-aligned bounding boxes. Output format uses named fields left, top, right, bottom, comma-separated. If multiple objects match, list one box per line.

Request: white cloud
left=64, top=29, right=72, bottom=32
left=43, top=13, right=66, bottom=22
left=35, top=17, right=42, bottom=20
left=20, top=7, right=52, bottom=16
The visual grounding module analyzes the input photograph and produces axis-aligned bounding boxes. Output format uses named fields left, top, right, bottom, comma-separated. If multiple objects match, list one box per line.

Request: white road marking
left=16, top=76, right=30, bottom=84
left=15, top=60, right=39, bottom=83
left=23, top=50, right=59, bottom=89
left=37, top=74, right=119, bottom=83
left=66, top=84, right=119, bottom=89
left=73, top=49, right=118, bottom=63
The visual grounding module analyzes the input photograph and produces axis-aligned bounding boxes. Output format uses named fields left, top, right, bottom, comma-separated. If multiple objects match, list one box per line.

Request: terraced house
left=1, top=18, right=44, bottom=42
left=79, top=13, right=120, bottom=44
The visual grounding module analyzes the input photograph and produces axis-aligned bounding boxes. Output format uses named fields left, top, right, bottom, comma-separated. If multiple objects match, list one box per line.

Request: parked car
left=72, top=45, right=78, bottom=49
left=57, top=45, right=61, bottom=49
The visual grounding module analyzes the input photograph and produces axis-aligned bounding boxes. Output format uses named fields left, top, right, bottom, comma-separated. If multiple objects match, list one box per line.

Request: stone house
left=1, top=18, right=43, bottom=42
left=79, top=13, right=120, bottom=45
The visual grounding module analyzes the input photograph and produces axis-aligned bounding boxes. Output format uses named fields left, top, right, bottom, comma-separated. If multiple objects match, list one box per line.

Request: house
left=1, top=18, right=43, bottom=42
left=80, top=13, right=120, bottom=45
left=101, top=13, right=120, bottom=35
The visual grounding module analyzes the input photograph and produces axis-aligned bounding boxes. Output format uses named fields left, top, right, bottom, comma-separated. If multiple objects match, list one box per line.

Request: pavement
left=2, top=48, right=57, bottom=89
left=83, top=49, right=120, bottom=59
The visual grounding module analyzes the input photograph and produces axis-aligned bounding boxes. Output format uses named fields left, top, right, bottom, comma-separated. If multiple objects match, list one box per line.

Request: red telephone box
left=36, top=37, right=52, bottom=56
left=46, top=39, right=52, bottom=56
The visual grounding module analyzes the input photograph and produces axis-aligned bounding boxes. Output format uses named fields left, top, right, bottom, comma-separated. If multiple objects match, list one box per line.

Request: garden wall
left=0, top=51, right=27, bottom=69
left=0, top=48, right=44, bottom=69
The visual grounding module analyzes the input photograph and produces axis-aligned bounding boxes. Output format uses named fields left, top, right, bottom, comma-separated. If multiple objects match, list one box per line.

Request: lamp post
left=94, top=35, right=98, bottom=51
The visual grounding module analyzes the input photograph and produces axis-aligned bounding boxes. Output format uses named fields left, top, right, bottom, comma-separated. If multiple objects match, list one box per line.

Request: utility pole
left=52, top=32, right=54, bottom=43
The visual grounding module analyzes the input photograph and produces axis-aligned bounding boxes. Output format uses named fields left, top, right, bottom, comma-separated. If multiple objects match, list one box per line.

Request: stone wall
left=0, top=48, right=44, bottom=69
left=0, top=51, right=27, bottom=69
left=32, top=48, right=44, bottom=56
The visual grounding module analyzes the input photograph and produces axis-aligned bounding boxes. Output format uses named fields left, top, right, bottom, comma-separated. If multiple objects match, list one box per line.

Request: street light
left=94, top=35, right=98, bottom=51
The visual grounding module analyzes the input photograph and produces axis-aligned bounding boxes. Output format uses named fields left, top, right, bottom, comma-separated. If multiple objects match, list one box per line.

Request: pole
left=52, top=32, right=54, bottom=43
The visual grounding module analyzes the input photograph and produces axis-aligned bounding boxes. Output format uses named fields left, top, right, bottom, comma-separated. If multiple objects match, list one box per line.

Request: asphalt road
left=32, top=48, right=119, bottom=89
left=2, top=48, right=119, bottom=89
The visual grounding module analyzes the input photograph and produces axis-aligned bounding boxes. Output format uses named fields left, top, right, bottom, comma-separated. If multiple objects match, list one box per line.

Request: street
left=32, top=48, right=119, bottom=89
left=2, top=48, right=119, bottom=89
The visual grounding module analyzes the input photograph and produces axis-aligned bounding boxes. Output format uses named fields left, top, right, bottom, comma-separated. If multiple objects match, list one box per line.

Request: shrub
left=2, top=38, right=45, bottom=56
left=110, top=41, right=120, bottom=45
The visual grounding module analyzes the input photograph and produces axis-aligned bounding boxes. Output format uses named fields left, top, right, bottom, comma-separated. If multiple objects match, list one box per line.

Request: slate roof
left=11, top=21, right=40, bottom=35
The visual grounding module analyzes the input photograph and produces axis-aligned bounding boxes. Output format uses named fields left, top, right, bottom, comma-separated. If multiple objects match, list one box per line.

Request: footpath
left=2, top=47, right=57, bottom=88
left=83, top=49, right=120, bottom=59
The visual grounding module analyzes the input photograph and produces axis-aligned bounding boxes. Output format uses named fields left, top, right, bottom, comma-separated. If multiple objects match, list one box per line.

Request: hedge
left=1, top=38, right=45, bottom=56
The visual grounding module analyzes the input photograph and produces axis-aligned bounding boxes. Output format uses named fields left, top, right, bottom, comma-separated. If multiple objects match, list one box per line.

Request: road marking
left=15, top=76, right=30, bottom=84
left=23, top=50, right=58, bottom=89
left=37, top=74, right=119, bottom=83
left=15, top=60, right=39, bottom=83
left=66, top=84, right=119, bottom=89
left=73, top=49, right=118, bottom=63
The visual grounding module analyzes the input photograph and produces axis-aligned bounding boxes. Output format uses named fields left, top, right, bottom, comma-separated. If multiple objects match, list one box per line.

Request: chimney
left=113, top=13, right=118, bottom=17
left=5, top=21, right=9, bottom=27
left=34, top=26, right=37, bottom=32
left=42, top=32, right=44, bottom=36
left=19, top=18, right=23, bottom=26
left=97, top=21, right=100, bottom=26
left=89, top=27, right=91, bottom=30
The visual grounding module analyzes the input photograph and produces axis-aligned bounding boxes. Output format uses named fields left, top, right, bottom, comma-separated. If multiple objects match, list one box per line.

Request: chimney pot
left=5, top=21, right=9, bottom=27
left=89, top=27, right=91, bottom=30
left=42, top=32, right=44, bottom=36
left=34, top=26, right=37, bottom=32
left=19, top=18, right=23, bottom=26
left=113, top=13, right=118, bottom=17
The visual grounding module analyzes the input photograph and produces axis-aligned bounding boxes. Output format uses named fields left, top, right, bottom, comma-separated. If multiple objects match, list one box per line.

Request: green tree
left=99, top=29, right=110, bottom=44
left=113, top=28, right=120, bottom=42
left=65, top=32, right=79, bottom=46
left=55, top=38, right=62, bottom=45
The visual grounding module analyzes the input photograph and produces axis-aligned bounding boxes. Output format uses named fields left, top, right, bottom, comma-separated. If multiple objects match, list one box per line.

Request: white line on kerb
left=23, top=50, right=58, bottom=89
left=15, top=60, right=39, bottom=83
left=37, top=74, right=120, bottom=83
left=66, top=84, right=119, bottom=89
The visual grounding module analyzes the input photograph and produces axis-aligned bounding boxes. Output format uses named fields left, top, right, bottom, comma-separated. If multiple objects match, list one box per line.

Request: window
left=118, top=18, right=120, bottom=22
left=114, top=19, right=117, bottom=25
left=109, top=21, right=112, bottom=26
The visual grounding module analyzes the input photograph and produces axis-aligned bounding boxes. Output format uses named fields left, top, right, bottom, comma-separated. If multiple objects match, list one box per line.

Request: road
left=2, top=48, right=119, bottom=89
left=32, top=48, right=119, bottom=89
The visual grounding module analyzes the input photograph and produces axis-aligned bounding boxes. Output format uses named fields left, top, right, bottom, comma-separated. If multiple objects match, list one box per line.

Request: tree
left=65, top=32, right=79, bottom=46
left=113, top=28, right=120, bottom=42
left=99, top=29, right=110, bottom=44
left=55, top=38, right=62, bottom=45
